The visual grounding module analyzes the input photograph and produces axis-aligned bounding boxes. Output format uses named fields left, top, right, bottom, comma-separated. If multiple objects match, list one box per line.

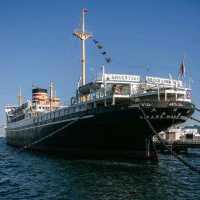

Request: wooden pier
left=155, top=140, right=200, bottom=153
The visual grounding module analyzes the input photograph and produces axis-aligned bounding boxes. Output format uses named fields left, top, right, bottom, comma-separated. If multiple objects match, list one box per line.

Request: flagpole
left=178, top=56, right=186, bottom=81
left=81, top=9, right=86, bottom=85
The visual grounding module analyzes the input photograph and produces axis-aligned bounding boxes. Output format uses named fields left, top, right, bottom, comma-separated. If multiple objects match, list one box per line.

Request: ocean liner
left=5, top=9, right=194, bottom=160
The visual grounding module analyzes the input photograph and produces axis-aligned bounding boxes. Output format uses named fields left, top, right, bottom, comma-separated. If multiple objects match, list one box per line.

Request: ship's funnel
left=32, top=88, right=48, bottom=104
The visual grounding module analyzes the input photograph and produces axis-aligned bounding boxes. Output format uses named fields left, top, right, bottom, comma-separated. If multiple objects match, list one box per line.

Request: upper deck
left=75, top=72, right=192, bottom=106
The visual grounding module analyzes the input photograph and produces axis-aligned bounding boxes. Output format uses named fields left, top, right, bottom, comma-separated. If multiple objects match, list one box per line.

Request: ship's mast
left=17, top=87, right=23, bottom=106
left=73, top=8, right=92, bottom=86
left=49, top=81, right=55, bottom=111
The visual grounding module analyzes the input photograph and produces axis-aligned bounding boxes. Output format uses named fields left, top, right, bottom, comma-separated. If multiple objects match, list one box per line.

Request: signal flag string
left=92, top=39, right=112, bottom=64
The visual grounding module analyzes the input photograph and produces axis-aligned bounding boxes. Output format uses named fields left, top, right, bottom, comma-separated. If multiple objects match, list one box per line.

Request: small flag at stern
left=83, top=8, right=88, bottom=13
left=179, top=60, right=185, bottom=79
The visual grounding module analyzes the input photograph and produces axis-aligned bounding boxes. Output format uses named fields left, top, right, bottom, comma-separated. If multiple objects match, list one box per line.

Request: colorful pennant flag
left=93, top=39, right=98, bottom=44
left=105, top=57, right=112, bottom=63
left=96, top=44, right=103, bottom=49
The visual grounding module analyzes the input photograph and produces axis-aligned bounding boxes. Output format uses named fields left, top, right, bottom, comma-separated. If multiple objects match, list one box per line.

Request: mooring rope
left=139, top=105, right=200, bottom=175
left=3, top=117, right=81, bottom=158
left=23, top=118, right=80, bottom=150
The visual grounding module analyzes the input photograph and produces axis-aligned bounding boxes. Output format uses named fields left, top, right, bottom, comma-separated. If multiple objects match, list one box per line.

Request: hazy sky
left=0, top=0, right=200, bottom=124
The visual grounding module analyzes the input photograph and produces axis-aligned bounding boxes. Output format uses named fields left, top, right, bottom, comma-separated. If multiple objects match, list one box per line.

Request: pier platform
left=155, top=140, right=200, bottom=153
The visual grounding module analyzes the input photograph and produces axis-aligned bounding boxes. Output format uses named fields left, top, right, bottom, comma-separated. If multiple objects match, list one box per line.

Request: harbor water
left=0, top=136, right=200, bottom=200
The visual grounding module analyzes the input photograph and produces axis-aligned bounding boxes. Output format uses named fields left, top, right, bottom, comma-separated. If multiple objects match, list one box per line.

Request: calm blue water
left=0, top=137, right=200, bottom=200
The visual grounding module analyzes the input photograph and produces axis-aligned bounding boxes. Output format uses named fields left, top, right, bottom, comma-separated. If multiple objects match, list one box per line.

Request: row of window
left=34, top=104, right=86, bottom=123
left=38, top=106, right=49, bottom=110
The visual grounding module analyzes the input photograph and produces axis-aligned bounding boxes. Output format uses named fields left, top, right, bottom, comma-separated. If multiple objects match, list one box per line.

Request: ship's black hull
left=6, top=102, right=194, bottom=161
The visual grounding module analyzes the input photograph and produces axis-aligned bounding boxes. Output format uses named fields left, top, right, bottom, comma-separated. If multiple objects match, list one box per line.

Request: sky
left=0, top=0, right=200, bottom=125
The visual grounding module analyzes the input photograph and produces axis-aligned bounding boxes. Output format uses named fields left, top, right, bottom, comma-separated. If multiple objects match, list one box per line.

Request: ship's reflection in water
left=0, top=137, right=199, bottom=200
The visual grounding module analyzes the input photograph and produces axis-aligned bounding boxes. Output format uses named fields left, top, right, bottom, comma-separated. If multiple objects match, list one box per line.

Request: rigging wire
left=189, top=105, right=200, bottom=123
left=195, top=107, right=200, bottom=112
left=139, top=105, right=200, bottom=175
left=190, top=116, right=200, bottom=124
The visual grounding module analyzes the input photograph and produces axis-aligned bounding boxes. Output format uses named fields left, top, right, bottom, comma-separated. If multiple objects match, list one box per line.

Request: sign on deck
left=146, top=76, right=183, bottom=87
left=105, top=74, right=140, bottom=83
